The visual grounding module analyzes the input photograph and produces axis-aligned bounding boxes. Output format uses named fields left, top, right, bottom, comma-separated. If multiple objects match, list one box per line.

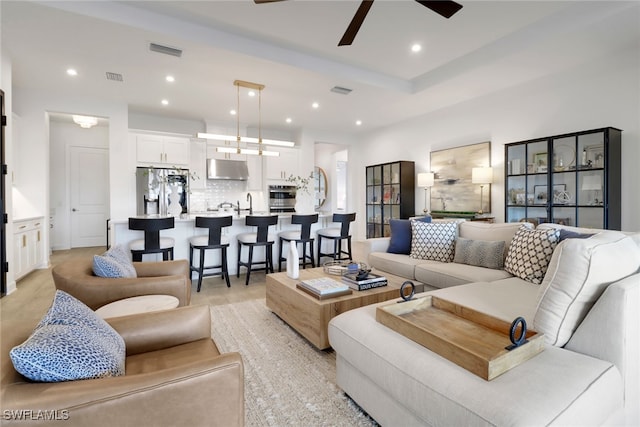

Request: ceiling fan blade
left=338, top=0, right=374, bottom=46
left=254, top=0, right=286, bottom=3
left=414, top=0, right=463, bottom=19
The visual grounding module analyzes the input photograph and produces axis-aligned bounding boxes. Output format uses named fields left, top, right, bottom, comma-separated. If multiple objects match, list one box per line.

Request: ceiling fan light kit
left=256, top=0, right=463, bottom=46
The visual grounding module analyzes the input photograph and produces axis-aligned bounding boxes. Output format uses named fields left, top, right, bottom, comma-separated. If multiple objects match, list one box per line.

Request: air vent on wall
left=330, top=86, right=352, bottom=95
left=149, top=42, right=183, bottom=57
left=106, top=72, right=123, bottom=82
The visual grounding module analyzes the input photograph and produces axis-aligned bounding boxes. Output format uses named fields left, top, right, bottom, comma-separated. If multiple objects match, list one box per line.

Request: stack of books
left=342, top=272, right=388, bottom=291
left=296, top=277, right=352, bottom=300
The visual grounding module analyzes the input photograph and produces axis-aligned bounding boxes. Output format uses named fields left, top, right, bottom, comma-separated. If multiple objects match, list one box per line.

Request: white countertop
left=111, top=212, right=331, bottom=224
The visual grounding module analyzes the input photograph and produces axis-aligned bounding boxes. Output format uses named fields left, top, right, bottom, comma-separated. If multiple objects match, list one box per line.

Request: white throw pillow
left=410, top=221, right=457, bottom=262
left=504, top=226, right=560, bottom=285
left=534, top=231, right=640, bottom=347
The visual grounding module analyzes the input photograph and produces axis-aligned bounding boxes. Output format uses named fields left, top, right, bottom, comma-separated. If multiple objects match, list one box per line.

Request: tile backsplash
left=189, top=180, right=266, bottom=212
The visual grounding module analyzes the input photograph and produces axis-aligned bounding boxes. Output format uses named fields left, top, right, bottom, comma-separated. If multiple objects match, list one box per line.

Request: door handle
left=72, top=208, right=77, bottom=212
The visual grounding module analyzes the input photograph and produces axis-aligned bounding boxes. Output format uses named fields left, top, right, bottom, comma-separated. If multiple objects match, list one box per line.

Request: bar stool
left=316, top=213, right=356, bottom=265
left=278, top=214, right=318, bottom=272
left=128, top=217, right=175, bottom=262
left=237, top=215, right=279, bottom=286
left=189, top=216, right=233, bottom=292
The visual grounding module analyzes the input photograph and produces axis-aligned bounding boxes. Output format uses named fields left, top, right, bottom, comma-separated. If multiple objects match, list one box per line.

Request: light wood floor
left=1, top=242, right=366, bottom=337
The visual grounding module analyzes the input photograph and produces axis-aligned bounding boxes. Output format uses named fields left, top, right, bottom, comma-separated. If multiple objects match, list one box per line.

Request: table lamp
left=417, top=172, right=435, bottom=214
left=471, top=167, right=493, bottom=214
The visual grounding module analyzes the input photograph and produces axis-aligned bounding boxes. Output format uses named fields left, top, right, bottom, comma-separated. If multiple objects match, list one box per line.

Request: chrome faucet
left=246, top=193, right=253, bottom=215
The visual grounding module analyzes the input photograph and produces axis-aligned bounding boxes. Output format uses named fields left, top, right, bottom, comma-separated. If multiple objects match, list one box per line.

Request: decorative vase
left=286, top=242, right=299, bottom=279
left=167, top=185, right=182, bottom=217
left=294, top=191, right=314, bottom=214
left=159, top=184, right=168, bottom=216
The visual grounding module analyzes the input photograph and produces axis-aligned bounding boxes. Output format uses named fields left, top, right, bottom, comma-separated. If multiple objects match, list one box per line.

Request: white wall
left=350, top=47, right=640, bottom=239
left=12, top=88, right=129, bottom=264
left=49, top=120, right=109, bottom=250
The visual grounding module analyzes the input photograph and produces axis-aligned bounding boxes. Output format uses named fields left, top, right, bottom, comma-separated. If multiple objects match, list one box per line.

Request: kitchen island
left=110, top=213, right=333, bottom=276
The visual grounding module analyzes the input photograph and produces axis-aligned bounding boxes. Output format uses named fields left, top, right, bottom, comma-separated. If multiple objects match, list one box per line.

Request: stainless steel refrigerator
left=135, top=167, right=189, bottom=215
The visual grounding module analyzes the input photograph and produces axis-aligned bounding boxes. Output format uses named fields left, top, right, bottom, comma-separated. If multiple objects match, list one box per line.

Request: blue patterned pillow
left=93, top=245, right=136, bottom=278
left=10, top=290, right=125, bottom=382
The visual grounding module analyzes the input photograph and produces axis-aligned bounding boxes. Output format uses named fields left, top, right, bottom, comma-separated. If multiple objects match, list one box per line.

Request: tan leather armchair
left=52, top=257, right=191, bottom=310
left=1, top=305, right=245, bottom=427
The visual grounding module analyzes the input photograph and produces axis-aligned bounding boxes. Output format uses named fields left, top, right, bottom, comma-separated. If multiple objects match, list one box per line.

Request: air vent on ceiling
left=149, top=42, right=183, bottom=57
left=330, top=86, right=352, bottom=95
left=106, top=72, right=123, bottom=82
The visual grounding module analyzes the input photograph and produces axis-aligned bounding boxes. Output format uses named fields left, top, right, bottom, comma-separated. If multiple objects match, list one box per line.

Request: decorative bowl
left=323, top=260, right=368, bottom=276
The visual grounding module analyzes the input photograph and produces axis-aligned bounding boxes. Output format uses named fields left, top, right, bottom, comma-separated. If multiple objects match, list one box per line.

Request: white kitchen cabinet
left=14, top=218, right=44, bottom=280
left=136, top=134, right=189, bottom=166
left=189, top=139, right=207, bottom=190
left=265, top=148, right=299, bottom=182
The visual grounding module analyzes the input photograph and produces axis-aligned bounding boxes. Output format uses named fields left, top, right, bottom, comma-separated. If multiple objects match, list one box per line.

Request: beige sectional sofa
left=329, top=221, right=640, bottom=426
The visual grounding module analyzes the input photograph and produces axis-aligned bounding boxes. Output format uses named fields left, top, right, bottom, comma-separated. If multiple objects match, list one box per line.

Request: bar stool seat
left=237, top=215, right=278, bottom=286
left=189, top=216, right=233, bottom=292
left=128, top=217, right=175, bottom=262
left=317, top=213, right=356, bottom=265
left=278, top=214, right=318, bottom=272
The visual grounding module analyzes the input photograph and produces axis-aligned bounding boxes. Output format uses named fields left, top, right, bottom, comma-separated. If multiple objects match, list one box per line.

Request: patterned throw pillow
left=93, top=245, right=136, bottom=278
left=453, top=238, right=505, bottom=269
left=10, top=290, right=125, bottom=382
left=410, top=221, right=457, bottom=262
left=504, top=226, right=560, bottom=284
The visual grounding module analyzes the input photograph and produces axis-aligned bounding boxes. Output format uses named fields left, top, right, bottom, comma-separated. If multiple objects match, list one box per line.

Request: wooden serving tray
left=376, top=296, right=544, bottom=380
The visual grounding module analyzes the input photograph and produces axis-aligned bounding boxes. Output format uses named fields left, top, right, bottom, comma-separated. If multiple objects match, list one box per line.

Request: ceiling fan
left=254, top=0, right=463, bottom=46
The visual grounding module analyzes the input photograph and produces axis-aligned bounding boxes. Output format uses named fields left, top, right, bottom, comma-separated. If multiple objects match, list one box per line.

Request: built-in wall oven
left=269, top=185, right=296, bottom=213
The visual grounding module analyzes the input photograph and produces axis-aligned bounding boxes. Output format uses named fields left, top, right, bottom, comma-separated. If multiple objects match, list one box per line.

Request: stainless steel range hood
left=207, top=158, right=249, bottom=181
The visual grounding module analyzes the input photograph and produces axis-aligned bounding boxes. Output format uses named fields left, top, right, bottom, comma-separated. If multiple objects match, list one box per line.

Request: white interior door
left=70, top=146, right=109, bottom=247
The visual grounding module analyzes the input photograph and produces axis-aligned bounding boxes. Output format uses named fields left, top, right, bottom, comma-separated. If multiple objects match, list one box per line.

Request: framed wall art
left=430, top=141, right=491, bottom=213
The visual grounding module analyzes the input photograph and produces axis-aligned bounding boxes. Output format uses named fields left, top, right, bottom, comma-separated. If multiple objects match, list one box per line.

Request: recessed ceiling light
left=161, top=99, right=169, bottom=106
left=411, top=44, right=422, bottom=53
left=312, top=102, right=319, bottom=109
left=66, top=68, right=78, bottom=76
left=166, top=75, right=175, bottom=83
left=356, top=120, right=362, bottom=126
left=248, top=91, right=256, bottom=97
left=286, top=118, right=292, bottom=124
left=230, top=109, right=237, bottom=115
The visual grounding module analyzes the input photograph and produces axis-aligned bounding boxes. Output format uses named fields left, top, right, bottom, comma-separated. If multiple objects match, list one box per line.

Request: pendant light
left=198, top=80, right=291, bottom=155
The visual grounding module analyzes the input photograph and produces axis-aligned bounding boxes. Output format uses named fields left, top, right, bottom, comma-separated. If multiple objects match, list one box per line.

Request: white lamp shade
left=582, top=175, right=602, bottom=191
left=417, top=172, right=434, bottom=188
left=472, top=167, right=493, bottom=184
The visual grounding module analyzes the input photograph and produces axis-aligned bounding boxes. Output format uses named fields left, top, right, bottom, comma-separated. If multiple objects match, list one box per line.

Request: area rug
left=210, top=299, right=378, bottom=426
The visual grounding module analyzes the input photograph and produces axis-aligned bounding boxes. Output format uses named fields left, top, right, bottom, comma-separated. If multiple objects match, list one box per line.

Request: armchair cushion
left=10, top=291, right=125, bottom=382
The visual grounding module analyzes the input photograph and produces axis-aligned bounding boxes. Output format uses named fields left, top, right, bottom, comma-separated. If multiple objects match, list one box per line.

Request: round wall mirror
left=314, top=167, right=327, bottom=209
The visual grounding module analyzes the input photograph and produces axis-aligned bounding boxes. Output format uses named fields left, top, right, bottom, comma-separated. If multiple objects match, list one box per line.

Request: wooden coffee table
left=266, top=267, right=424, bottom=350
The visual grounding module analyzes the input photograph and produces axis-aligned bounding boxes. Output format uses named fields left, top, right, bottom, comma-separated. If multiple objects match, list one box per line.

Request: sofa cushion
left=534, top=231, right=640, bottom=347
left=10, top=290, right=126, bottom=382
left=458, top=221, right=529, bottom=259
left=504, top=226, right=560, bottom=285
left=410, top=221, right=457, bottom=262
left=415, top=261, right=513, bottom=289
left=328, top=299, right=623, bottom=427
left=453, top=237, right=505, bottom=269
left=369, top=252, right=424, bottom=280
left=387, top=217, right=432, bottom=255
